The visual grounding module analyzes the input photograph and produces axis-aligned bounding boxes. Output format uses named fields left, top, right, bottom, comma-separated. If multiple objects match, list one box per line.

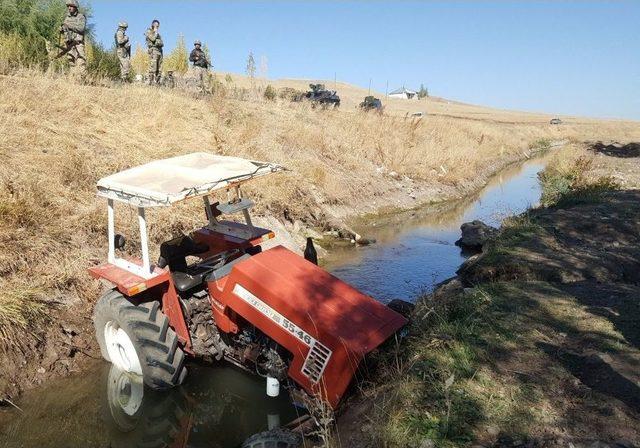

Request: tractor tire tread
left=93, top=289, right=187, bottom=391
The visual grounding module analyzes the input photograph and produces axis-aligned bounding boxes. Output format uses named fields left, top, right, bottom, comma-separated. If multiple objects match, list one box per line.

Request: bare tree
left=246, top=51, right=256, bottom=82
left=259, top=55, right=268, bottom=80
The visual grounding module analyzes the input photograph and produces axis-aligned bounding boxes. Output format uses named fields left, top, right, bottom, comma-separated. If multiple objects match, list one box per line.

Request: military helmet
left=194, top=40, right=201, bottom=46
left=66, top=0, right=79, bottom=7
left=118, top=21, right=128, bottom=28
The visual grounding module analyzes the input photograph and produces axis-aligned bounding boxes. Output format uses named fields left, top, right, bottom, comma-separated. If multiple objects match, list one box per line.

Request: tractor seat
left=158, top=235, right=210, bottom=292
left=172, top=270, right=208, bottom=292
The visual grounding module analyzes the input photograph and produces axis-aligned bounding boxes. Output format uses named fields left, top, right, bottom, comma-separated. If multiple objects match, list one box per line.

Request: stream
left=0, top=153, right=553, bottom=448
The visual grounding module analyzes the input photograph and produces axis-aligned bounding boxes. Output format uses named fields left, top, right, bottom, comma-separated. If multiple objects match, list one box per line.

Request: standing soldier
left=60, top=0, right=86, bottom=78
left=145, top=19, right=164, bottom=85
left=189, top=40, right=210, bottom=91
left=114, top=22, right=131, bottom=82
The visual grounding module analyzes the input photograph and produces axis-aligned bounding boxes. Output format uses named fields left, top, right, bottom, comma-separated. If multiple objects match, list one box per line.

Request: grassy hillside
left=0, top=71, right=638, bottom=393
left=221, top=71, right=633, bottom=125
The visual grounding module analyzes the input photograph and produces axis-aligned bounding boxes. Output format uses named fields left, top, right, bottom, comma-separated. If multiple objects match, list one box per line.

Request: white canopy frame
left=107, top=199, right=155, bottom=279
left=99, top=153, right=284, bottom=278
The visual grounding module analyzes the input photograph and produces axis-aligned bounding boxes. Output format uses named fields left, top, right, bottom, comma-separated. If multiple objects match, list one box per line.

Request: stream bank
left=338, top=149, right=640, bottom=447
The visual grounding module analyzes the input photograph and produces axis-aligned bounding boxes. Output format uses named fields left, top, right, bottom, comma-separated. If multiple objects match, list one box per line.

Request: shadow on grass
left=458, top=190, right=640, bottom=286
left=538, top=341, right=640, bottom=414
left=383, top=278, right=640, bottom=447
left=589, top=141, right=640, bottom=158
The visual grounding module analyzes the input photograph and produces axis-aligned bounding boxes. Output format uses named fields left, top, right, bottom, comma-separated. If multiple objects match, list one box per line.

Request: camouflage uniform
left=189, top=41, right=210, bottom=90
left=114, top=22, right=131, bottom=81
left=145, top=25, right=164, bottom=84
left=61, top=0, right=86, bottom=78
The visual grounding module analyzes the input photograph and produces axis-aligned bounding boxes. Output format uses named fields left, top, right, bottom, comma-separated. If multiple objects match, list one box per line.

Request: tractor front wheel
left=94, top=290, right=187, bottom=390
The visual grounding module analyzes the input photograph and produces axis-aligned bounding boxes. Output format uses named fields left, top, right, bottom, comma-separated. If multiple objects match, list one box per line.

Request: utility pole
left=368, top=78, right=371, bottom=95
left=334, top=72, right=337, bottom=90
left=385, top=80, right=388, bottom=98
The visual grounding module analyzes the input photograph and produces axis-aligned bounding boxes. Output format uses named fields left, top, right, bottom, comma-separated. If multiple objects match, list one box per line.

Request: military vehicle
left=299, top=84, right=340, bottom=108
left=359, top=96, right=383, bottom=112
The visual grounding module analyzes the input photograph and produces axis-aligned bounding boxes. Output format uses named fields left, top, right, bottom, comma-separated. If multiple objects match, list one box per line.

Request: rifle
left=46, top=29, right=73, bottom=60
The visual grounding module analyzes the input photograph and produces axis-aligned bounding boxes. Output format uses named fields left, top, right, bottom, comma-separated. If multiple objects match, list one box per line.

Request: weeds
left=538, top=156, right=619, bottom=207
left=263, top=84, right=276, bottom=101
left=529, top=138, right=551, bottom=151
left=371, top=285, right=553, bottom=447
left=0, top=284, right=49, bottom=353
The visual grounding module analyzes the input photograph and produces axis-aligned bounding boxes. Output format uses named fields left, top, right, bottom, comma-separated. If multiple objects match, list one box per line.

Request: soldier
left=189, top=40, right=210, bottom=91
left=60, top=0, right=86, bottom=78
left=145, top=19, right=164, bottom=85
left=114, top=21, right=131, bottom=82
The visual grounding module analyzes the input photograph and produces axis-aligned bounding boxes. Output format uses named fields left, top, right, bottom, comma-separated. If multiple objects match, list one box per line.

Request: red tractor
left=89, top=153, right=407, bottom=409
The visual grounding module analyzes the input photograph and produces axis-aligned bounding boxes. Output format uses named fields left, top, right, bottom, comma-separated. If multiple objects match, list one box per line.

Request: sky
left=90, top=1, right=640, bottom=120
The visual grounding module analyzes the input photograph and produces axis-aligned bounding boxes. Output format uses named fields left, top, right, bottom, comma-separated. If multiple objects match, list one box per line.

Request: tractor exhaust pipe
left=304, top=237, right=318, bottom=265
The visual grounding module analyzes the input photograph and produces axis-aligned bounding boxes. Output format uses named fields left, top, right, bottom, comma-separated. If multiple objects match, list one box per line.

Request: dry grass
left=0, top=284, right=48, bottom=353
left=0, top=71, right=638, bottom=353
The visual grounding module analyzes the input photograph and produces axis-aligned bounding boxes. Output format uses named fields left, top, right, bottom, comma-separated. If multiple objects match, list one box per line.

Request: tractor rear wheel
left=241, top=429, right=302, bottom=448
left=94, top=290, right=187, bottom=390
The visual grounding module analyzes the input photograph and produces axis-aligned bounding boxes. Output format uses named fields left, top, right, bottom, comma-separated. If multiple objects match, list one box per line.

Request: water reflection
left=324, top=155, right=552, bottom=302
left=0, top=363, right=300, bottom=448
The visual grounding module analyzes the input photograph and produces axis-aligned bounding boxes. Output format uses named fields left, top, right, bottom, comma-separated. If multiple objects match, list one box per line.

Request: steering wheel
left=197, top=249, right=240, bottom=271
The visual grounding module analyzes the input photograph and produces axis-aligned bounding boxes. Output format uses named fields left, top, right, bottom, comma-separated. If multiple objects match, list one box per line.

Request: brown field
left=0, top=70, right=638, bottom=397
left=220, top=71, right=634, bottom=126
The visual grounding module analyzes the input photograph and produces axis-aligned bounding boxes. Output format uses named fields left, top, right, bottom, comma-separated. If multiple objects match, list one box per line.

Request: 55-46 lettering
left=282, top=318, right=313, bottom=346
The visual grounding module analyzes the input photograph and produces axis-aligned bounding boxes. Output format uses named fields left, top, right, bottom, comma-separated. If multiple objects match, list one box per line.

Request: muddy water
left=0, top=362, right=300, bottom=448
left=0, top=154, right=552, bottom=448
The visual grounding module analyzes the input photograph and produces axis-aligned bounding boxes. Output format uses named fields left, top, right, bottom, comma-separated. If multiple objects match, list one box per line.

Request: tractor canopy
left=97, top=152, right=284, bottom=207
left=93, top=153, right=284, bottom=279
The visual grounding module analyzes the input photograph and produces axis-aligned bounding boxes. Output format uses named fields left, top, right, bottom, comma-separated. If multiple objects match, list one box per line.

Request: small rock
left=62, top=324, right=79, bottom=337
left=597, top=353, right=613, bottom=364
left=433, top=278, right=464, bottom=301
left=419, top=439, right=435, bottom=448
left=387, top=299, right=416, bottom=318
left=455, top=220, right=498, bottom=250
left=37, top=367, right=46, bottom=374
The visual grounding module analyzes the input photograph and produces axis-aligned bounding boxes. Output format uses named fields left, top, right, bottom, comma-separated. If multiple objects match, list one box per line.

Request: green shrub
left=0, top=0, right=68, bottom=69
left=529, top=138, right=551, bottom=150
left=263, top=84, right=276, bottom=101
left=538, top=156, right=619, bottom=207
left=86, top=40, right=120, bottom=80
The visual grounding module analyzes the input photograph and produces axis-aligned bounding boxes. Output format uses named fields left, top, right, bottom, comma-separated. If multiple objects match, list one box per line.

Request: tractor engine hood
left=218, top=245, right=409, bottom=408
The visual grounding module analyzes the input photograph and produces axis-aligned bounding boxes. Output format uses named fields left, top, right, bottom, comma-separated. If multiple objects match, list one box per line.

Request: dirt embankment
left=338, top=145, right=640, bottom=447
left=1, top=72, right=639, bottom=403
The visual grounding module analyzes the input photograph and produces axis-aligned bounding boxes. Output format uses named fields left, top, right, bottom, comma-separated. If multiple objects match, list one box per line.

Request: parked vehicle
left=359, top=95, right=383, bottom=112
left=298, top=83, right=341, bottom=108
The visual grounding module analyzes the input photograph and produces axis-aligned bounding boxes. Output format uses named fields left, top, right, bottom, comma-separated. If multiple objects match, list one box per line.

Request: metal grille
left=302, top=342, right=332, bottom=383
